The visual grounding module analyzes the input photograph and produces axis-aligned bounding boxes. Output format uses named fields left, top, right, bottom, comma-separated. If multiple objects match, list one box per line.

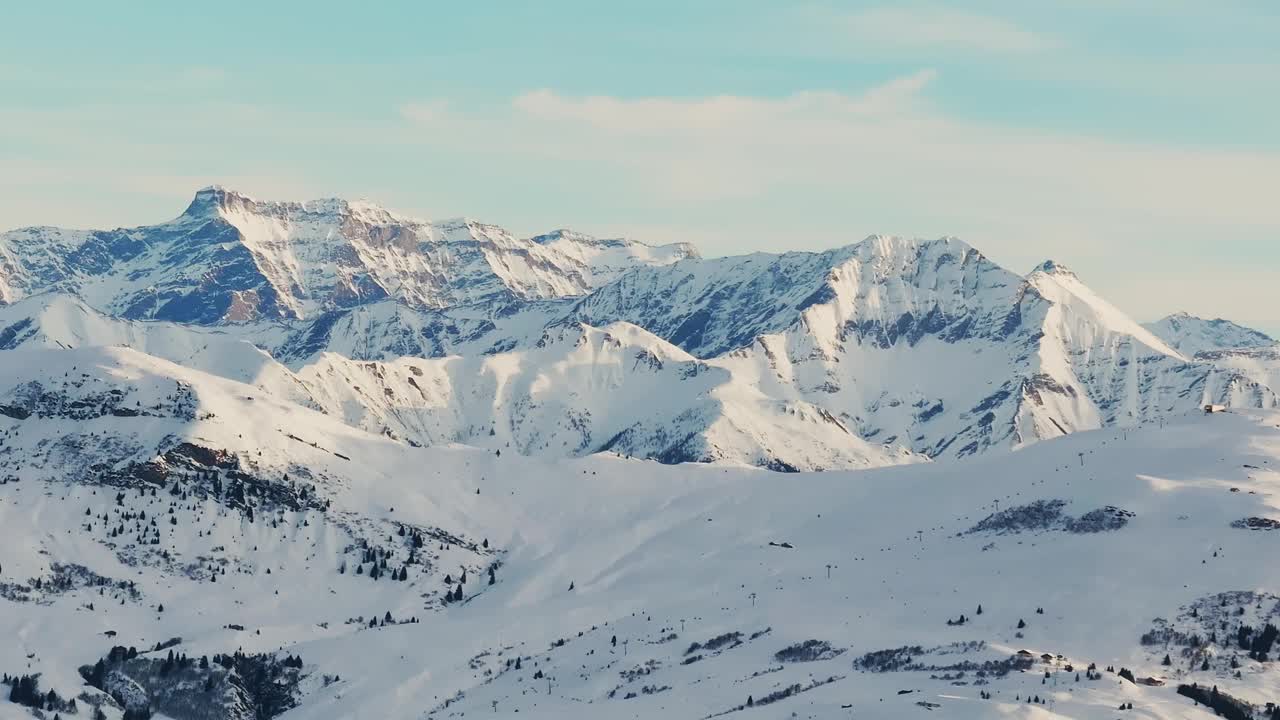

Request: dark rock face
left=0, top=380, right=197, bottom=422
left=104, top=442, right=327, bottom=514
left=114, top=216, right=299, bottom=324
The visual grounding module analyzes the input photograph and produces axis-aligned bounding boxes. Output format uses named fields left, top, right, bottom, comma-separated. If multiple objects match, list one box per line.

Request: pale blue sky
left=2, top=1, right=1277, bottom=331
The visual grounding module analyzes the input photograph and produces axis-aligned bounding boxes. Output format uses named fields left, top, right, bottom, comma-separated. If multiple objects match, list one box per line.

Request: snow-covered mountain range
left=3, top=187, right=1280, bottom=720
left=1, top=188, right=1276, bottom=470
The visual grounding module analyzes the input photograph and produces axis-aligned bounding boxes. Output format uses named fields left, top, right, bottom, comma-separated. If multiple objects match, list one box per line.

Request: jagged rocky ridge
left=1144, top=312, right=1276, bottom=358
left=0, top=186, right=696, bottom=324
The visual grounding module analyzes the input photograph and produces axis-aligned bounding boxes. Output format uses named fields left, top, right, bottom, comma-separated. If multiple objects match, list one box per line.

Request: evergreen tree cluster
left=1237, top=622, right=1279, bottom=662
left=354, top=544, right=412, bottom=582
left=82, top=645, right=305, bottom=720
left=3, top=672, right=79, bottom=715
left=1177, top=683, right=1261, bottom=720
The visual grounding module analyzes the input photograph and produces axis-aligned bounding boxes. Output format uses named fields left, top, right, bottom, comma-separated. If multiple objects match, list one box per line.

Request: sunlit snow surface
left=1, top=347, right=1280, bottom=718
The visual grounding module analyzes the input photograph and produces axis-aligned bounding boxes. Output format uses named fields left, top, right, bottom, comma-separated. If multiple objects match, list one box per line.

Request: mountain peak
left=853, top=234, right=980, bottom=259
left=528, top=228, right=701, bottom=260
left=529, top=228, right=591, bottom=244
left=181, top=186, right=406, bottom=227
left=181, top=185, right=257, bottom=220
left=1143, top=311, right=1275, bottom=356
left=1030, top=259, right=1077, bottom=278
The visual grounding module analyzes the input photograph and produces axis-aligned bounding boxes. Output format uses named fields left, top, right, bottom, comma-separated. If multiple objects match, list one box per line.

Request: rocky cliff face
left=0, top=186, right=695, bottom=325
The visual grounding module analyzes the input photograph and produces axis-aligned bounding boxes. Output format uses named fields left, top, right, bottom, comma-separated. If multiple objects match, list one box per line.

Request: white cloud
left=482, top=75, right=1277, bottom=233
left=511, top=70, right=937, bottom=137
left=837, top=6, right=1058, bottom=53
left=855, top=68, right=938, bottom=111
left=399, top=99, right=452, bottom=124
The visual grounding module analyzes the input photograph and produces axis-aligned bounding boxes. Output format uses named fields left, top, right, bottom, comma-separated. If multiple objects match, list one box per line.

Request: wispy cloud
left=471, top=74, right=1275, bottom=230
left=399, top=99, right=452, bottom=124
left=833, top=6, right=1058, bottom=53
left=510, top=71, right=935, bottom=136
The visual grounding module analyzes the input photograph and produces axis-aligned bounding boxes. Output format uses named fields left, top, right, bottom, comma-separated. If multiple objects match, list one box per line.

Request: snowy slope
left=4, top=346, right=1280, bottom=719
left=266, top=297, right=571, bottom=364
left=294, top=321, right=914, bottom=471
left=0, top=294, right=318, bottom=410
left=0, top=346, right=499, bottom=718
left=528, top=228, right=700, bottom=286
left=1145, top=311, right=1276, bottom=357
left=0, top=298, right=905, bottom=471
left=1198, top=346, right=1280, bottom=396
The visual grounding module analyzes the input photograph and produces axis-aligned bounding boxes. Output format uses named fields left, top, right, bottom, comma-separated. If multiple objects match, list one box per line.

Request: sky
left=1, top=1, right=1277, bottom=332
